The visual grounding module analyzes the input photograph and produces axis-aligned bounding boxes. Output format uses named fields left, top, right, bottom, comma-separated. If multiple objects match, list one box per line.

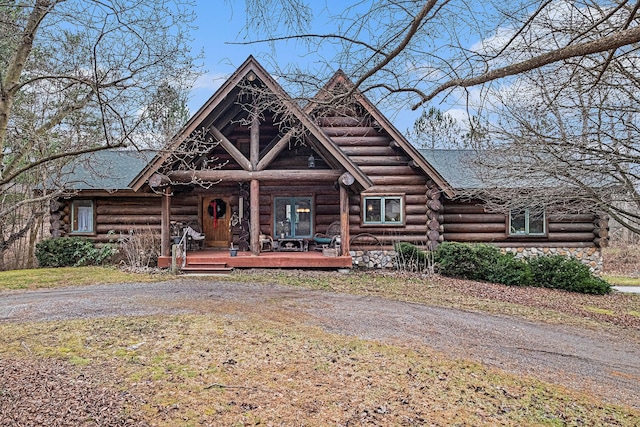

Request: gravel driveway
left=1, top=279, right=639, bottom=409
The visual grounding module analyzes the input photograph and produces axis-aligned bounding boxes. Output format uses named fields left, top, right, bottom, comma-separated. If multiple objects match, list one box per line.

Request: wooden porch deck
left=158, top=249, right=353, bottom=271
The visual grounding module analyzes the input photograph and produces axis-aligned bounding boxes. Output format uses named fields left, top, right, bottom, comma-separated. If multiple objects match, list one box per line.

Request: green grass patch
left=0, top=266, right=164, bottom=290
left=583, top=306, right=615, bottom=316
left=1, top=315, right=638, bottom=426
left=602, top=275, right=640, bottom=286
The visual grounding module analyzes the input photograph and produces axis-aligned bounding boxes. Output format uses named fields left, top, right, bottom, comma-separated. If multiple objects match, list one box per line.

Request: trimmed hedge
left=36, top=237, right=116, bottom=268
left=433, top=242, right=610, bottom=295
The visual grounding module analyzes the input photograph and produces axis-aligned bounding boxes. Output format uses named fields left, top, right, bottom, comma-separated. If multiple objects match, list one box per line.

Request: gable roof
left=306, top=70, right=455, bottom=198
left=129, top=56, right=372, bottom=191
left=59, top=150, right=156, bottom=191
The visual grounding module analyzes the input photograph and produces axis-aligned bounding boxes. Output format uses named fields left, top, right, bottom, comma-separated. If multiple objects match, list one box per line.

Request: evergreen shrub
left=434, top=242, right=610, bottom=294
left=433, top=242, right=501, bottom=280
left=36, top=237, right=116, bottom=268
left=528, top=255, right=611, bottom=295
left=486, top=252, right=532, bottom=287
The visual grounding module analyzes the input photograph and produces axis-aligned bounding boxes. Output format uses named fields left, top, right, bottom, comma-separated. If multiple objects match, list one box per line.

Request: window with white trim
left=71, top=200, right=94, bottom=233
left=363, top=196, right=404, bottom=225
left=509, top=207, right=545, bottom=236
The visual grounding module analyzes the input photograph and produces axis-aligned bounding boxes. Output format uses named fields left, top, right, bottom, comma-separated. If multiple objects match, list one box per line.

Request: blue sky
left=187, top=2, right=255, bottom=109
left=188, top=1, right=328, bottom=105
left=187, top=0, right=425, bottom=134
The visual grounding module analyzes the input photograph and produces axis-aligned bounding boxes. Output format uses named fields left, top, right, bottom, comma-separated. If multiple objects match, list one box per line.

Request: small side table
left=277, top=238, right=305, bottom=252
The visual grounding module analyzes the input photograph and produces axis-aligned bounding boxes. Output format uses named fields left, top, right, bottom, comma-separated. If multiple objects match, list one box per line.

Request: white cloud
left=187, top=72, right=228, bottom=113
left=446, top=108, right=470, bottom=126
left=192, top=72, right=228, bottom=91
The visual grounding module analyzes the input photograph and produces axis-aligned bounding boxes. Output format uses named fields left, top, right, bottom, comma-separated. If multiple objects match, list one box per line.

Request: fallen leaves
left=0, top=358, right=147, bottom=426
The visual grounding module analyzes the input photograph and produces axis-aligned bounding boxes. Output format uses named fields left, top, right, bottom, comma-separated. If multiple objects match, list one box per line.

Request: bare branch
left=412, top=25, right=640, bottom=109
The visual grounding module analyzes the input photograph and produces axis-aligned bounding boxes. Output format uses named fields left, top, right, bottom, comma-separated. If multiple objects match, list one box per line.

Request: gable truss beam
left=250, top=106, right=259, bottom=169
left=197, top=102, right=244, bottom=139
left=256, top=129, right=295, bottom=171
left=207, top=125, right=252, bottom=171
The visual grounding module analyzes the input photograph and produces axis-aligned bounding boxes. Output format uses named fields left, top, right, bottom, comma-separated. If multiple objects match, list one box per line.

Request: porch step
left=181, top=261, right=233, bottom=274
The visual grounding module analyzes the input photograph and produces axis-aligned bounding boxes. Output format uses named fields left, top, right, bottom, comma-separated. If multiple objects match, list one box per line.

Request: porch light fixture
left=246, top=71, right=256, bottom=82
left=308, top=154, right=315, bottom=168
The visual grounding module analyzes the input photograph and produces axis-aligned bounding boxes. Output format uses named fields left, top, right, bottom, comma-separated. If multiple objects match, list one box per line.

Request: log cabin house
left=50, top=56, right=608, bottom=271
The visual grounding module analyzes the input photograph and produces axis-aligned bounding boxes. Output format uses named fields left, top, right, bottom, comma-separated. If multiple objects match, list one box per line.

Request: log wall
left=441, top=200, right=608, bottom=248
left=51, top=193, right=200, bottom=243
left=317, top=115, right=439, bottom=249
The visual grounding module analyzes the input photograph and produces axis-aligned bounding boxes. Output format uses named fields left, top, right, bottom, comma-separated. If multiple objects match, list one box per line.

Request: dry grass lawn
left=1, top=255, right=639, bottom=425
left=1, top=313, right=638, bottom=426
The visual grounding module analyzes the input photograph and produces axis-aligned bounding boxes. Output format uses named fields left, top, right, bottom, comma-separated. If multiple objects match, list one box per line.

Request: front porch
left=158, top=249, right=353, bottom=271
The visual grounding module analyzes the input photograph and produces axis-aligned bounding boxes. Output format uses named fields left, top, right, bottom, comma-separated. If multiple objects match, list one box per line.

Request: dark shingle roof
left=418, top=148, right=614, bottom=191
left=59, top=150, right=156, bottom=190
left=418, top=149, right=490, bottom=189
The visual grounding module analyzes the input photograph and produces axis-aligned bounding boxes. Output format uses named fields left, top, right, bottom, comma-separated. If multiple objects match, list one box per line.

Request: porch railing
left=172, top=228, right=189, bottom=272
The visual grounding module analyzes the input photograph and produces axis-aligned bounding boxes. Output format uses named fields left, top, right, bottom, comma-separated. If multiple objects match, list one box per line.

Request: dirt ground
left=1, top=276, right=639, bottom=421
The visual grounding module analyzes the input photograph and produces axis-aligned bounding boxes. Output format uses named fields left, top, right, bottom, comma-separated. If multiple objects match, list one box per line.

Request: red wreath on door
left=207, top=198, right=227, bottom=229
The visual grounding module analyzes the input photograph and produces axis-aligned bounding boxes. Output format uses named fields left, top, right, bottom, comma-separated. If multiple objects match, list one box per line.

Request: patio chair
left=313, top=221, right=341, bottom=250
left=259, top=233, right=274, bottom=252
left=183, top=221, right=204, bottom=251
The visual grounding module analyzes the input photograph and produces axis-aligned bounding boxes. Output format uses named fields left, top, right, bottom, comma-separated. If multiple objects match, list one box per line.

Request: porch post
left=250, top=106, right=259, bottom=170
left=339, top=184, right=350, bottom=256
left=161, top=186, right=171, bottom=257
left=250, top=179, right=260, bottom=254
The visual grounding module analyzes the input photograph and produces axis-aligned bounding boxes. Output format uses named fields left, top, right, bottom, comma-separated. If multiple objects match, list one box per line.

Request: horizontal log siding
left=441, top=200, right=601, bottom=247
left=95, top=195, right=198, bottom=242
left=322, top=116, right=434, bottom=249
left=53, top=194, right=201, bottom=243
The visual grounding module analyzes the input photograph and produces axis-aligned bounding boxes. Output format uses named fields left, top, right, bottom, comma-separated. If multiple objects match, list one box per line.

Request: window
left=362, top=195, right=404, bottom=225
left=509, top=207, right=545, bottom=236
left=273, top=197, right=313, bottom=238
left=71, top=200, right=94, bottom=233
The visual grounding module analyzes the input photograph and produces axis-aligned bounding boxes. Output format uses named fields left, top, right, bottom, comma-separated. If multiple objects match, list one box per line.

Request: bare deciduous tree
left=235, top=0, right=640, bottom=238
left=235, top=1, right=640, bottom=111
left=0, top=0, right=199, bottom=269
left=467, top=58, right=640, bottom=236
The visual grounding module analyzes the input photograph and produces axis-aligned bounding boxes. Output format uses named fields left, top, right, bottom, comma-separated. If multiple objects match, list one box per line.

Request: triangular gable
left=306, top=70, right=455, bottom=198
left=130, top=56, right=372, bottom=191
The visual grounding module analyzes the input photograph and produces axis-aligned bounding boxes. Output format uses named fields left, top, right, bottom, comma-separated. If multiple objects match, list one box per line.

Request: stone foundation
left=350, top=250, right=396, bottom=269
left=503, top=247, right=603, bottom=273
left=351, top=246, right=604, bottom=273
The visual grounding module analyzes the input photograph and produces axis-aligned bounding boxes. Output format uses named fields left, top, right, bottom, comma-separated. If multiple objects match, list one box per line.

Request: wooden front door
left=202, top=197, right=230, bottom=248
